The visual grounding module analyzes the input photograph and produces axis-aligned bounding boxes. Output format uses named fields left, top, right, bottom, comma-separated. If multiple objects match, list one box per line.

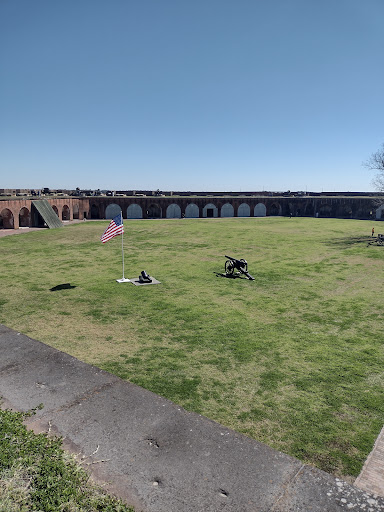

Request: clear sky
left=1, top=0, right=383, bottom=192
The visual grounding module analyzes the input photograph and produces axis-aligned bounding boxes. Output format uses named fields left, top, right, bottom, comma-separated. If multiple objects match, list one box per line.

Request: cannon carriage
left=224, top=255, right=255, bottom=280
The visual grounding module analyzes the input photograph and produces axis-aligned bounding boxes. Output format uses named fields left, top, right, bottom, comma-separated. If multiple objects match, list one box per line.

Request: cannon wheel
left=225, top=260, right=234, bottom=275
left=239, top=259, right=248, bottom=271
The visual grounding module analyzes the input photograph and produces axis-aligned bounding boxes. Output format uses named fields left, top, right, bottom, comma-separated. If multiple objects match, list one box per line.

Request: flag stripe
left=101, top=225, right=123, bottom=243
left=101, top=214, right=124, bottom=243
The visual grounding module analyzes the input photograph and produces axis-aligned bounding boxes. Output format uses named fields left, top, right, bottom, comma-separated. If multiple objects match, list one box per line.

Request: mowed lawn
left=1, top=217, right=383, bottom=479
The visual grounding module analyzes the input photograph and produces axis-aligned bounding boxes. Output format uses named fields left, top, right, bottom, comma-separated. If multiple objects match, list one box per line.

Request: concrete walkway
left=355, top=426, right=384, bottom=497
left=0, top=219, right=98, bottom=238
left=1, top=324, right=384, bottom=512
left=0, top=226, right=46, bottom=237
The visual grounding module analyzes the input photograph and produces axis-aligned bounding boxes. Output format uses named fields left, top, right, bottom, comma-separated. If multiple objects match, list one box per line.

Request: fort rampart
left=0, top=194, right=383, bottom=229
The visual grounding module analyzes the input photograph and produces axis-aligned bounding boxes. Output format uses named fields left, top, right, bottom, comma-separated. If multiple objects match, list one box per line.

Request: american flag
left=101, top=213, right=124, bottom=243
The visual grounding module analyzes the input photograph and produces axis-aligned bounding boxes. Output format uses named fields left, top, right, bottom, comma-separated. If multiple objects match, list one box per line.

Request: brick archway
left=62, top=205, right=70, bottom=220
left=268, top=203, right=281, bottom=216
left=221, top=203, right=234, bottom=217
left=185, top=203, right=199, bottom=218
left=0, top=208, right=14, bottom=228
left=203, top=203, right=218, bottom=218
left=254, top=203, right=266, bottom=217
left=147, top=203, right=162, bottom=218
left=127, top=204, right=143, bottom=219
left=166, top=203, right=181, bottom=218
left=105, top=203, right=122, bottom=219
left=19, top=207, right=30, bottom=227
left=237, top=203, right=250, bottom=217
left=91, top=204, right=100, bottom=219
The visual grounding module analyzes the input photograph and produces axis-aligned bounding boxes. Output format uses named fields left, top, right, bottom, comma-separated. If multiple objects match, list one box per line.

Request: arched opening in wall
left=19, top=207, right=30, bottom=227
left=375, top=205, right=384, bottom=220
left=319, top=205, right=332, bottom=217
left=73, top=204, right=79, bottom=219
left=268, top=203, right=280, bottom=216
left=0, top=208, right=14, bottom=229
left=287, top=203, right=295, bottom=216
left=221, top=203, right=234, bottom=217
left=147, top=204, right=162, bottom=218
left=304, top=203, right=314, bottom=217
left=336, top=205, right=353, bottom=219
left=355, top=208, right=371, bottom=220
left=62, top=205, right=70, bottom=221
left=52, top=205, right=59, bottom=216
left=105, top=203, right=122, bottom=219
left=166, top=204, right=181, bottom=218
left=203, top=203, right=218, bottom=218
left=127, top=203, right=143, bottom=219
left=185, top=203, right=199, bottom=218
left=91, top=204, right=100, bottom=219
left=237, top=203, right=250, bottom=217
left=254, top=203, right=266, bottom=217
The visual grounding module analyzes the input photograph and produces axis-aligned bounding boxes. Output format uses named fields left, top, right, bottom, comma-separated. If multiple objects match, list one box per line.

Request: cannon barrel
left=225, top=255, right=244, bottom=265
left=242, top=270, right=255, bottom=280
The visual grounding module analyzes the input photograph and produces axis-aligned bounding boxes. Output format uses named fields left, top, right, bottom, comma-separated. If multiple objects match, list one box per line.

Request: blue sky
left=1, top=0, right=383, bottom=192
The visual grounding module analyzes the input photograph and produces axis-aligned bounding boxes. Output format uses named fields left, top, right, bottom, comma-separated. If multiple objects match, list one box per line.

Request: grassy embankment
left=0, top=216, right=383, bottom=479
left=0, top=405, right=134, bottom=511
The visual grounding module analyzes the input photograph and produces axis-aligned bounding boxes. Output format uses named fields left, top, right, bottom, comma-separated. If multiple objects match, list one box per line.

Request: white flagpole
left=121, top=211, right=125, bottom=278
left=117, top=211, right=130, bottom=283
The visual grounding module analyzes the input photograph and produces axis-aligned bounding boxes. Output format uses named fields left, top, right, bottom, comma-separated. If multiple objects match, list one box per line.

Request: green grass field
left=1, top=217, right=383, bottom=480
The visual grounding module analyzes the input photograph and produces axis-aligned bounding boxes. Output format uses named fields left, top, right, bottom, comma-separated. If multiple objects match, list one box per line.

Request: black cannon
left=139, top=270, right=152, bottom=283
left=368, top=234, right=384, bottom=247
left=224, top=255, right=254, bottom=280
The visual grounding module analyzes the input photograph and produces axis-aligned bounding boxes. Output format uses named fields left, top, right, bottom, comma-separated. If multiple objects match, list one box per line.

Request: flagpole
left=116, top=211, right=130, bottom=283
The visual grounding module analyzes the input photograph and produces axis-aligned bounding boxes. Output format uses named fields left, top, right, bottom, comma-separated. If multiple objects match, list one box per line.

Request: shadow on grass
left=325, top=236, right=372, bottom=248
left=213, top=272, right=250, bottom=280
left=50, top=283, right=77, bottom=291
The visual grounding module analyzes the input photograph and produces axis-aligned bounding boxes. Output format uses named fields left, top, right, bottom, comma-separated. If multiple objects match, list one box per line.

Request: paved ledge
left=1, top=324, right=384, bottom=512
left=355, top=426, right=384, bottom=496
